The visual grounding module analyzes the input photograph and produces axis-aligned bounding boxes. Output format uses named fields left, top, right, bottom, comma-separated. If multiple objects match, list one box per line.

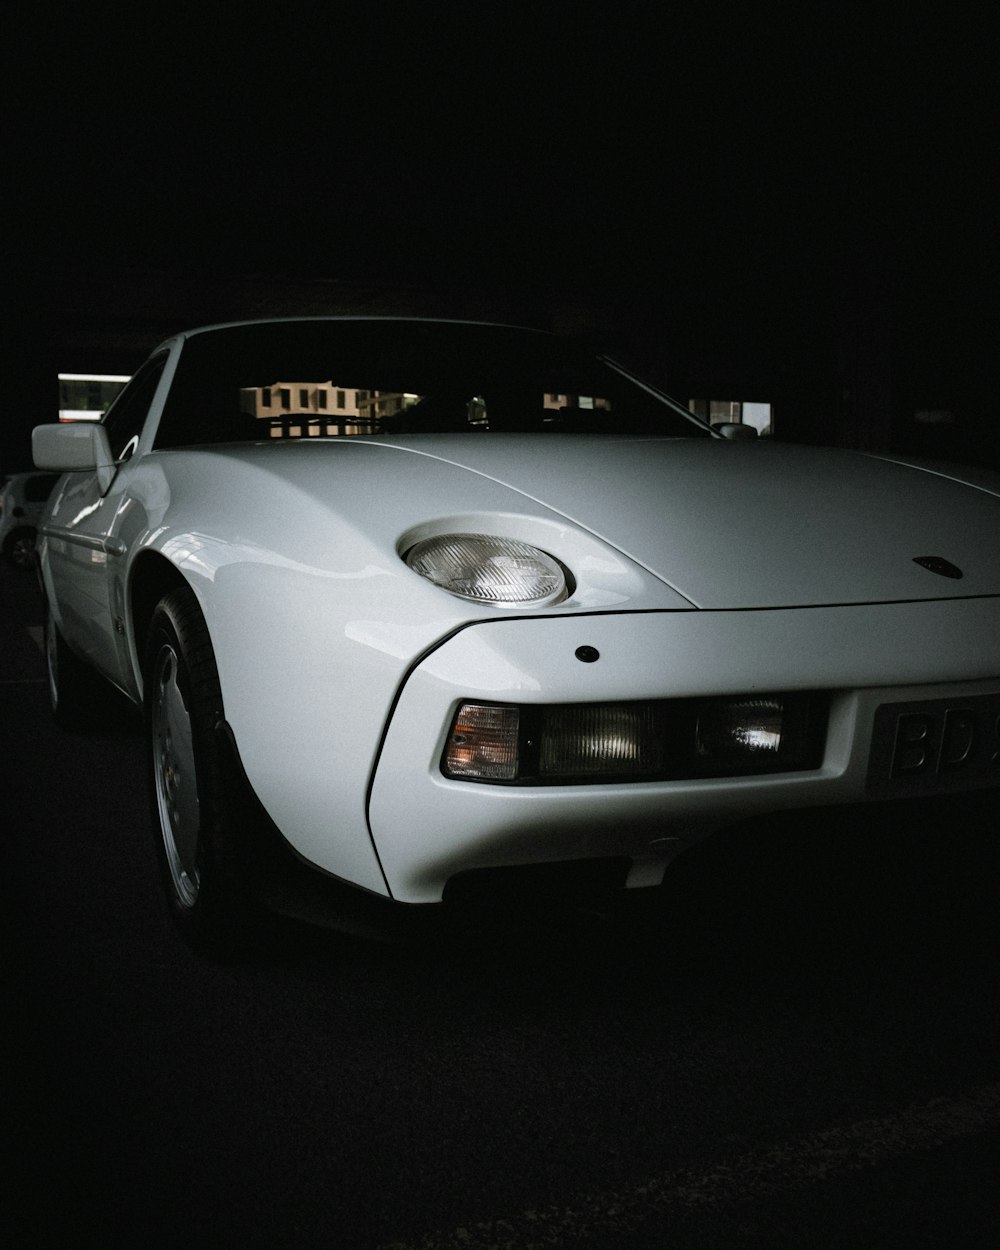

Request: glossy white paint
left=382, top=436, right=1000, bottom=606
left=32, top=320, right=1000, bottom=909
left=370, top=605, right=1000, bottom=900
left=32, top=422, right=116, bottom=492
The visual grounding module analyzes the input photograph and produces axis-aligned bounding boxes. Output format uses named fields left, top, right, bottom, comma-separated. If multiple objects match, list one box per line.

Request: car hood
left=382, top=436, right=1000, bottom=609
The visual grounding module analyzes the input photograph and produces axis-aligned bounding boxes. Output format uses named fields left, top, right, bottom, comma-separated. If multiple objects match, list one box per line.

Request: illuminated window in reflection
left=58, top=373, right=130, bottom=422
left=239, top=382, right=618, bottom=441
left=543, top=393, right=610, bottom=411
left=688, top=399, right=773, bottom=437
left=241, top=383, right=427, bottom=439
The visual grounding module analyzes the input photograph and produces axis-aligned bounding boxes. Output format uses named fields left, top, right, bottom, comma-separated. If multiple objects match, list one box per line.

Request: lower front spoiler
left=369, top=606, right=1000, bottom=903
left=219, top=722, right=998, bottom=944
left=216, top=721, right=439, bottom=943
left=219, top=721, right=663, bottom=942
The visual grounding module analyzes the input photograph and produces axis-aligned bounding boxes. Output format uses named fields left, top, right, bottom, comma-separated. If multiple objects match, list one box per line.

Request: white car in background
left=0, top=470, right=60, bottom=569
left=30, top=318, right=1000, bottom=956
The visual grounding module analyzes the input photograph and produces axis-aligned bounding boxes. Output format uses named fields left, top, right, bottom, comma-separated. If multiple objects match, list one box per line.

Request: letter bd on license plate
left=867, top=692, right=1000, bottom=797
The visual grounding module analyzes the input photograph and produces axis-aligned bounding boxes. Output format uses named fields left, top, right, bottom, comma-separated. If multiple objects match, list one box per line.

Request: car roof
left=154, top=316, right=557, bottom=353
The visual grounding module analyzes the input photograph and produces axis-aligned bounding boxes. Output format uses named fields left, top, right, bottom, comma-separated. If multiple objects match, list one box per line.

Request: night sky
left=4, top=3, right=995, bottom=456
left=7, top=7, right=989, bottom=283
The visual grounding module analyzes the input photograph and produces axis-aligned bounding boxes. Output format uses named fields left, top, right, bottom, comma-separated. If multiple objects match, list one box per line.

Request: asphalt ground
left=3, top=559, right=999, bottom=1249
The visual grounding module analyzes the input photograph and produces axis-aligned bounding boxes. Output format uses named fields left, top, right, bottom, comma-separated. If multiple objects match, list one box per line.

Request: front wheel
left=145, top=585, right=266, bottom=958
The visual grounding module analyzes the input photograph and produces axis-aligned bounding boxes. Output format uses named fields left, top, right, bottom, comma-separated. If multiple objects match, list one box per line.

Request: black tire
left=144, top=584, right=267, bottom=958
left=3, top=526, right=37, bottom=570
left=45, top=605, right=106, bottom=730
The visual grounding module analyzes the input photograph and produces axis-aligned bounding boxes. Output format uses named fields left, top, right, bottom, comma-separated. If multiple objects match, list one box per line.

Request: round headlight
left=405, top=533, right=567, bottom=606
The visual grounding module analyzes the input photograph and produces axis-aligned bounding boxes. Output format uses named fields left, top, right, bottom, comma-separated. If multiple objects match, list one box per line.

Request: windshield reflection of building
left=237, top=384, right=612, bottom=438
left=239, top=383, right=421, bottom=438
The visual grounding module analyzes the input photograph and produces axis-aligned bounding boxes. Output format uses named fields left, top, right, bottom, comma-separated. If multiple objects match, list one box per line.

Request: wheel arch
left=128, top=550, right=194, bottom=693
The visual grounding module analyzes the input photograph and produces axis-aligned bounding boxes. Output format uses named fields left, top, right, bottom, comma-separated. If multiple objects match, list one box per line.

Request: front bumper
left=368, top=600, right=1000, bottom=903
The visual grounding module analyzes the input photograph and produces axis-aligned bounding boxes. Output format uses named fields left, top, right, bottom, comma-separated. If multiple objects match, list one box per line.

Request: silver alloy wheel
left=151, top=643, right=202, bottom=910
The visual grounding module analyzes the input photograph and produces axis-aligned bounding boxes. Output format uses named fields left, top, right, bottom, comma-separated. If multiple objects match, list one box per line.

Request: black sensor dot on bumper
left=575, top=646, right=600, bottom=663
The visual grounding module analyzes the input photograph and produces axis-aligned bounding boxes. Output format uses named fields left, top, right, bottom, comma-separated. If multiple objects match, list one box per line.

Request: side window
left=101, top=354, right=168, bottom=461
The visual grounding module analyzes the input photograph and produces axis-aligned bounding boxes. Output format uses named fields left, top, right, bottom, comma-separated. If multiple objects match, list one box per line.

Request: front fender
left=129, top=512, right=489, bottom=894
left=117, top=444, right=685, bottom=893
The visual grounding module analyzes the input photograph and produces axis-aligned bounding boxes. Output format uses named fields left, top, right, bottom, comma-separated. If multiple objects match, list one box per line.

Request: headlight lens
left=695, top=698, right=784, bottom=763
left=442, top=694, right=827, bottom=783
left=405, top=533, right=566, bottom=606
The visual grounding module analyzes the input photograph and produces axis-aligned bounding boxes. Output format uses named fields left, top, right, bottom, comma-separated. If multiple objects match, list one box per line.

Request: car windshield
left=153, top=320, right=710, bottom=448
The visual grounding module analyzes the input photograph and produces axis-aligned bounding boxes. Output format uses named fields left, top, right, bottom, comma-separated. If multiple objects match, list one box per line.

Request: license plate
left=867, top=692, right=1000, bottom=797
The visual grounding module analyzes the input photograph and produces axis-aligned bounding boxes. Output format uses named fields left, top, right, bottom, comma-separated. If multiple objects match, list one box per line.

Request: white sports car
left=32, top=318, right=1000, bottom=954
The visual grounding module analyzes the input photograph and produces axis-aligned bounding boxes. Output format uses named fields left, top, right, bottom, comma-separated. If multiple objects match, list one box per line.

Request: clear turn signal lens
left=444, top=703, right=520, bottom=780
left=406, top=533, right=566, bottom=605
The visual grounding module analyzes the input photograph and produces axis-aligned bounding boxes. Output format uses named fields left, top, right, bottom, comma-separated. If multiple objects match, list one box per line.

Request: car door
left=45, top=354, right=168, bottom=683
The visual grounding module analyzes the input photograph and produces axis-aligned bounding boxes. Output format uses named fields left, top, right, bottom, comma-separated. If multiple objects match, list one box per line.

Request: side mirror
left=715, top=422, right=758, bottom=441
left=33, top=423, right=117, bottom=494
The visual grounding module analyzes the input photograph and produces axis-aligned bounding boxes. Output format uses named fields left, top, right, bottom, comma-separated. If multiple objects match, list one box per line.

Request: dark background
left=4, top=4, right=996, bottom=469
left=5, top=12, right=1000, bottom=1245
